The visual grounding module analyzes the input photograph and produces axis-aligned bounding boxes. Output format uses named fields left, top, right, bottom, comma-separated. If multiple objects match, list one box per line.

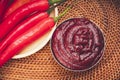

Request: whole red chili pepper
left=0, top=12, right=49, bottom=54
left=0, top=17, right=55, bottom=67
left=4, top=0, right=35, bottom=19
left=0, top=3, right=65, bottom=53
left=0, top=0, right=12, bottom=23
left=0, top=6, right=70, bottom=67
left=0, top=1, right=66, bottom=54
left=0, top=0, right=64, bottom=40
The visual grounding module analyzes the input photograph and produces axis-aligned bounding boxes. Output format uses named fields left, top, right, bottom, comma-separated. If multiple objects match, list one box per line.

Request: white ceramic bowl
left=12, top=7, right=58, bottom=59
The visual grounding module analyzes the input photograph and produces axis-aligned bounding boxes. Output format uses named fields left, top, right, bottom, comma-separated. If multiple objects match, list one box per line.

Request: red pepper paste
left=51, top=18, right=105, bottom=71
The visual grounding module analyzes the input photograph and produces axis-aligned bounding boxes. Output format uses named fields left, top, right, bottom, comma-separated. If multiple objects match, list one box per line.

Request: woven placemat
left=0, top=0, right=120, bottom=80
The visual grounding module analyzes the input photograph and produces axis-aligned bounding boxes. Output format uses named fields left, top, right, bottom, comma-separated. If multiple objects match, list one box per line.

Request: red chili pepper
left=4, top=0, right=35, bottom=19
left=0, top=1, right=66, bottom=54
left=0, top=6, right=70, bottom=67
left=0, top=0, right=12, bottom=23
left=0, top=0, right=62, bottom=40
left=0, top=12, right=49, bottom=54
left=0, top=17, right=55, bottom=67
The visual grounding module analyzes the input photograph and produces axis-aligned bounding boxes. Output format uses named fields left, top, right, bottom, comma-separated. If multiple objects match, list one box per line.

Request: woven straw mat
left=0, top=0, right=120, bottom=80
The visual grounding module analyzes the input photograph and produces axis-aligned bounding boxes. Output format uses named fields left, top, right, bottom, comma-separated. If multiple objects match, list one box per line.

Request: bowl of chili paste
left=51, top=17, right=105, bottom=71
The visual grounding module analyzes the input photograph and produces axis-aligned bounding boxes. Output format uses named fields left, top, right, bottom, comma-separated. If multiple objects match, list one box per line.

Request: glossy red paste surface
left=51, top=18, right=105, bottom=71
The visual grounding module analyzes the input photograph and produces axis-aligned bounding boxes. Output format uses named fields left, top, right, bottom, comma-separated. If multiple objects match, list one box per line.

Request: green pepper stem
left=54, top=6, right=71, bottom=22
left=53, top=0, right=78, bottom=22
left=49, top=0, right=66, bottom=5
left=47, top=0, right=66, bottom=14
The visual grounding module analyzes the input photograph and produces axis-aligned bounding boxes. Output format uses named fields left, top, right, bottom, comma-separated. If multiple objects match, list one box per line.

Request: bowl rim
left=50, top=17, right=106, bottom=72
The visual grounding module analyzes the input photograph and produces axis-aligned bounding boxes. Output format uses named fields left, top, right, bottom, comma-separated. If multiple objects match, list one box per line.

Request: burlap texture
left=0, top=0, right=120, bottom=80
